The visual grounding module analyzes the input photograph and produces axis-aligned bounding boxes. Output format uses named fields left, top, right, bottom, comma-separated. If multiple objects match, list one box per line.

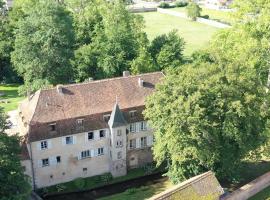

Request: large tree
left=144, top=62, right=270, bottom=182
left=0, top=107, right=31, bottom=199
left=11, top=0, right=75, bottom=93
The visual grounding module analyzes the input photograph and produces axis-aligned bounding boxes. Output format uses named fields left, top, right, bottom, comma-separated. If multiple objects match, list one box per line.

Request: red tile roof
left=20, top=72, right=164, bottom=142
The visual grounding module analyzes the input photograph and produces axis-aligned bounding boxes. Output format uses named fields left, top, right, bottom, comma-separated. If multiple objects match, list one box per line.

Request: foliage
left=149, top=30, right=185, bottom=70
left=186, top=2, right=201, bottom=21
left=175, top=1, right=188, bottom=7
left=158, top=2, right=171, bottom=9
left=73, top=178, right=86, bottom=189
left=144, top=62, right=270, bottom=182
left=11, top=0, right=75, bottom=92
left=0, top=107, right=31, bottom=199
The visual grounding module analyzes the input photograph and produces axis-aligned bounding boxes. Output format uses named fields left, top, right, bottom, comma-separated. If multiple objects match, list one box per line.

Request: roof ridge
left=41, top=71, right=164, bottom=91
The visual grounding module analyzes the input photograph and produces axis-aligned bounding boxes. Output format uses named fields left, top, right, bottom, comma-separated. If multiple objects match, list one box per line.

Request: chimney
left=138, top=78, right=144, bottom=87
left=57, top=85, right=63, bottom=94
left=123, top=71, right=130, bottom=77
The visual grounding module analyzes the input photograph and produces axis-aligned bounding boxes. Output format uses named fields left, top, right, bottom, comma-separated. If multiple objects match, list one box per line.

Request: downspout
left=28, top=129, right=36, bottom=190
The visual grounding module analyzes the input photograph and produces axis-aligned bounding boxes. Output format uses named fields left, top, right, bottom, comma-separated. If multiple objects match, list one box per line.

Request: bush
left=158, top=2, right=170, bottom=8
left=186, top=2, right=202, bottom=21
left=200, top=14, right=209, bottom=19
left=73, top=178, right=86, bottom=189
left=100, top=173, right=113, bottom=184
left=175, top=1, right=188, bottom=7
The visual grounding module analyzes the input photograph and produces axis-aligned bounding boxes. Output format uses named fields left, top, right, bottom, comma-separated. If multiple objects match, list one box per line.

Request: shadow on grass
left=221, top=160, right=270, bottom=192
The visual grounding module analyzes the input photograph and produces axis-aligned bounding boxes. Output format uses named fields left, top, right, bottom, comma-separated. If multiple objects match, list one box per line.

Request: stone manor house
left=18, top=71, right=164, bottom=189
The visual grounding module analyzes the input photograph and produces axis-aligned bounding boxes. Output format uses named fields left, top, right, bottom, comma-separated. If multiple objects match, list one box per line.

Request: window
left=129, top=110, right=137, bottom=118
left=49, top=123, right=56, bottom=132
left=117, top=151, right=122, bottom=159
left=117, top=129, right=122, bottom=136
left=129, top=139, right=136, bottom=149
left=130, top=123, right=136, bottom=133
left=77, top=118, right=84, bottom=126
left=140, top=121, right=147, bottom=131
left=50, top=175, right=53, bottom=179
left=88, top=132, right=94, bottom=140
left=83, top=168, right=87, bottom=173
left=116, top=140, right=123, bottom=148
left=65, top=136, right=73, bottom=145
left=40, top=141, right=48, bottom=150
left=22, top=166, right=26, bottom=172
left=98, top=147, right=104, bottom=156
left=42, top=158, right=49, bottom=167
left=141, top=137, right=147, bottom=148
left=81, top=150, right=91, bottom=159
left=56, top=156, right=61, bottom=163
left=99, top=130, right=105, bottom=138
left=103, top=114, right=111, bottom=122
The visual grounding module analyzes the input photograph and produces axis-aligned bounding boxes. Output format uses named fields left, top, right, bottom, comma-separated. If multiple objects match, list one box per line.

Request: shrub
left=200, top=14, right=209, bottom=19
left=186, top=2, right=202, bottom=21
left=100, top=173, right=113, bottom=183
left=73, top=178, right=86, bottom=189
left=158, top=2, right=170, bottom=8
left=175, top=1, right=188, bottom=7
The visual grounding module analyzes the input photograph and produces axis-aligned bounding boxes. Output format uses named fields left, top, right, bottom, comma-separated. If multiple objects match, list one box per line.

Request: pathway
left=157, top=8, right=231, bottom=29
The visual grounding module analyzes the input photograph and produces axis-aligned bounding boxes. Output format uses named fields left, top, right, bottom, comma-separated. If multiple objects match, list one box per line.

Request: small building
left=204, top=0, right=233, bottom=9
left=18, top=71, right=164, bottom=189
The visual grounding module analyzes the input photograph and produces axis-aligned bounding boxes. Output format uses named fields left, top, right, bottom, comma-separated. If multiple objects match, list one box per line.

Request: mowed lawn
left=99, top=178, right=172, bottom=200
left=0, top=84, right=24, bottom=112
left=139, top=12, right=219, bottom=56
left=249, top=186, right=270, bottom=200
left=172, top=6, right=234, bottom=25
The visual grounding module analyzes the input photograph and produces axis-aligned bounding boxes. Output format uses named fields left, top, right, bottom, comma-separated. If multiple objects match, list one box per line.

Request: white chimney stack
left=123, top=71, right=130, bottom=77
left=138, top=78, right=144, bottom=87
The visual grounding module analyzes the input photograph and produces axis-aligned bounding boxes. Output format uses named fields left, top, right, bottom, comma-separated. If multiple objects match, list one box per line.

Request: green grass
left=172, top=6, right=234, bottom=25
left=0, top=84, right=24, bottom=112
left=139, top=12, right=219, bottom=56
left=98, top=178, right=172, bottom=200
left=249, top=186, right=270, bottom=200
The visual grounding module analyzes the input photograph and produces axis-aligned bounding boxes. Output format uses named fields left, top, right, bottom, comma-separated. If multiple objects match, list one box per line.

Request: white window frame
left=81, top=150, right=91, bottom=159
left=140, top=121, right=147, bottom=131
left=88, top=132, right=94, bottom=140
left=129, top=139, right=136, bottom=149
left=99, top=130, right=106, bottom=138
left=103, top=114, right=111, bottom=122
left=42, top=158, right=49, bottom=167
left=117, top=129, right=122, bottom=136
left=98, top=147, right=104, bottom=156
left=40, top=140, right=48, bottom=150
left=56, top=156, right=61, bottom=164
left=141, top=136, right=147, bottom=148
left=129, top=110, right=137, bottom=118
left=49, top=123, right=56, bottom=132
left=65, top=136, right=73, bottom=145
left=130, top=123, right=136, bottom=133
left=116, top=140, right=123, bottom=148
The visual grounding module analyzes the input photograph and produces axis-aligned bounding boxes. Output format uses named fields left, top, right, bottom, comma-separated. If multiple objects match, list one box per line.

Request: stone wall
left=127, top=147, right=153, bottom=169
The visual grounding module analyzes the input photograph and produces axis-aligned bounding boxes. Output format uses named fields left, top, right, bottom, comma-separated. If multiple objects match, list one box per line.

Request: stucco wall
left=21, top=159, right=33, bottom=187
left=31, top=129, right=111, bottom=188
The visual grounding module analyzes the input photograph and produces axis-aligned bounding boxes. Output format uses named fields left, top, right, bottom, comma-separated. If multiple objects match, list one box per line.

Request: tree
left=11, top=0, right=75, bottom=93
left=149, top=30, right=185, bottom=70
left=144, top=62, right=270, bottom=183
left=0, top=107, right=31, bottom=199
left=72, top=0, right=149, bottom=80
left=186, top=2, right=201, bottom=21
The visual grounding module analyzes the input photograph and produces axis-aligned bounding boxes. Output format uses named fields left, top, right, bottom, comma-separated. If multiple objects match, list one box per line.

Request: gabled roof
left=108, top=103, right=127, bottom=128
left=20, top=72, right=164, bottom=124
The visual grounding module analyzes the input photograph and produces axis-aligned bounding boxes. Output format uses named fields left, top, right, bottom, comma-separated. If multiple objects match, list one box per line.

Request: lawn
left=139, top=12, right=219, bottom=56
left=249, top=186, right=270, bottom=200
left=0, top=84, right=24, bottom=112
left=171, top=6, right=234, bottom=25
left=98, top=178, right=172, bottom=200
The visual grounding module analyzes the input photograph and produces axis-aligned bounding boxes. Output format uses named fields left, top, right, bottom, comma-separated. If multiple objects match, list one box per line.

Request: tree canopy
left=0, top=108, right=31, bottom=199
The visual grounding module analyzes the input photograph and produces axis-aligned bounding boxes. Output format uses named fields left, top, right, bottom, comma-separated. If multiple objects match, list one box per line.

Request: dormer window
left=129, top=110, right=137, bottom=118
left=49, top=123, right=56, bottom=132
left=77, top=118, right=84, bottom=126
left=103, top=114, right=110, bottom=122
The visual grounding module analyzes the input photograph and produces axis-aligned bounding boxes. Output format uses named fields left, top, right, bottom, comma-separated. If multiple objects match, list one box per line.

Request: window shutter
left=62, top=137, right=66, bottom=146
left=95, top=131, right=100, bottom=140
left=77, top=152, right=82, bottom=160
left=91, top=149, right=95, bottom=157
left=73, top=136, right=76, bottom=144
left=48, top=140, right=52, bottom=149
left=49, top=157, right=56, bottom=165
left=38, top=160, right=42, bottom=168
left=136, top=123, right=140, bottom=132
left=85, top=133, right=88, bottom=143
left=94, top=149, right=98, bottom=156
left=37, top=142, right=41, bottom=151
left=136, top=138, right=140, bottom=149
left=147, top=135, right=153, bottom=146
left=103, top=147, right=107, bottom=155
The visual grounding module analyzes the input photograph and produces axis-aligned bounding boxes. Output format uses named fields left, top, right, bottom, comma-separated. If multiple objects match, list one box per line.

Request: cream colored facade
left=21, top=121, right=153, bottom=188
